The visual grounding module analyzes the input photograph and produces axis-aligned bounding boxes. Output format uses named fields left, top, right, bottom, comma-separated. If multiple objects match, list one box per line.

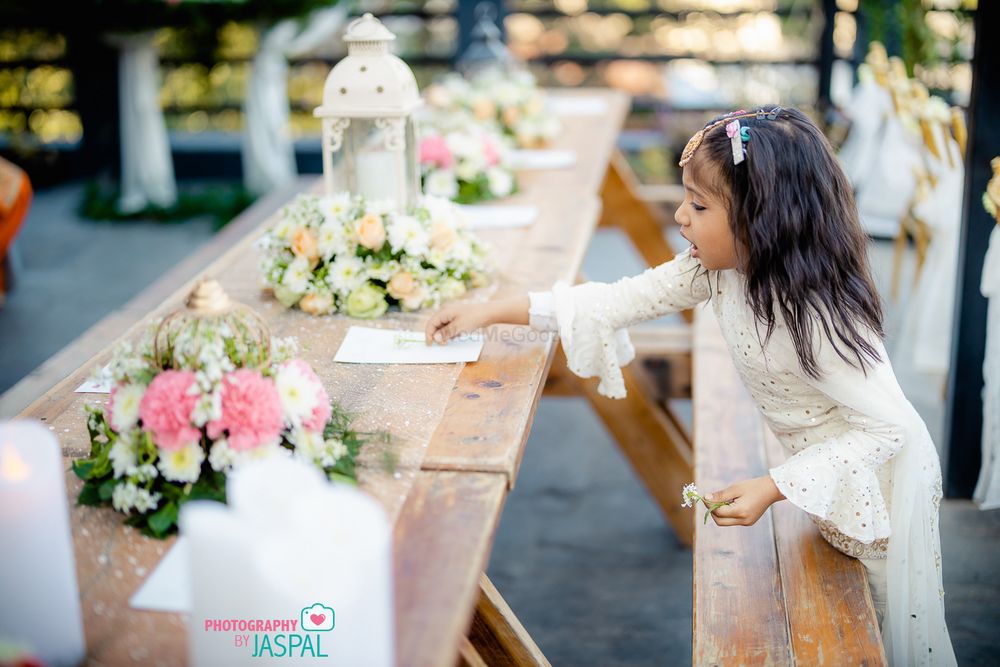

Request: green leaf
left=98, top=478, right=117, bottom=501
left=147, top=502, right=179, bottom=538
left=77, top=482, right=103, bottom=507
left=72, top=459, right=96, bottom=480
left=327, top=471, right=357, bottom=485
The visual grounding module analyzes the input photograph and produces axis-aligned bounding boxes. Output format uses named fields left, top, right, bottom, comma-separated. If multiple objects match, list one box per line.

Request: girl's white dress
left=527, top=250, right=956, bottom=667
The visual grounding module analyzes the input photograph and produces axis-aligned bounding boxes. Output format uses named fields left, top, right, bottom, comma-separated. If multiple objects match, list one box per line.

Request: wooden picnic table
left=16, top=88, right=670, bottom=667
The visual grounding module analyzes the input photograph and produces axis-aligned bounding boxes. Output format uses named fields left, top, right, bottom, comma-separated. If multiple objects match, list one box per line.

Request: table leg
left=465, top=574, right=551, bottom=667
left=544, top=344, right=695, bottom=546
left=598, top=151, right=691, bottom=321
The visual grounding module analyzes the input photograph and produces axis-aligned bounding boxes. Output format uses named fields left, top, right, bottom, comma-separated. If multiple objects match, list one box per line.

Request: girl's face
left=674, top=160, right=739, bottom=271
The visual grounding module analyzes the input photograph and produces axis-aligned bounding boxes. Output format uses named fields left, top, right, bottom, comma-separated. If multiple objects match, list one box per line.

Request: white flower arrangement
left=424, top=68, right=560, bottom=149
left=418, top=112, right=518, bottom=204
left=258, top=193, right=491, bottom=317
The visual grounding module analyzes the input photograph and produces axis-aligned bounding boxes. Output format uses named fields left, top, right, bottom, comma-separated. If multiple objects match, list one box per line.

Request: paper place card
left=75, top=365, right=113, bottom=394
left=334, top=327, right=483, bottom=365
left=459, top=205, right=539, bottom=230
left=510, top=149, right=577, bottom=171
left=130, top=538, right=191, bottom=614
left=546, top=95, right=609, bottom=116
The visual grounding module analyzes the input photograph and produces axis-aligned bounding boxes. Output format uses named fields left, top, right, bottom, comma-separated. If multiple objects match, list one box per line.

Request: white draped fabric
left=893, top=129, right=965, bottom=420
left=109, top=32, right=177, bottom=213
left=242, top=7, right=349, bottom=195
left=974, top=224, right=1000, bottom=509
left=839, top=77, right=923, bottom=238
left=839, top=77, right=893, bottom=184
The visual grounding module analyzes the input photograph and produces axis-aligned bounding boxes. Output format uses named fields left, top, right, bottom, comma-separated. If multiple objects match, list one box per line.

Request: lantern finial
left=344, top=13, right=395, bottom=55
left=186, top=279, right=232, bottom=316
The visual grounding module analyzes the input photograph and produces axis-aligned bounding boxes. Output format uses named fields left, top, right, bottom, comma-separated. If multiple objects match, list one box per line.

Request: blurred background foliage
left=0, top=0, right=978, bottom=188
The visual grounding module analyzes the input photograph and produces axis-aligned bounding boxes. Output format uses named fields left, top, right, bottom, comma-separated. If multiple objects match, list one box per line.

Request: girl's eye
left=690, top=202, right=706, bottom=212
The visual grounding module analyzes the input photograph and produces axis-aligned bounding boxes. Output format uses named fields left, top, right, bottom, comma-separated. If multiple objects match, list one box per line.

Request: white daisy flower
left=425, top=170, right=459, bottom=200
left=291, top=428, right=326, bottom=463
left=455, top=157, right=483, bottom=183
left=387, top=215, right=431, bottom=257
left=326, top=254, right=366, bottom=295
left=157, top=441, right=205, bottom=484
left=486, top=167, right=514, bottom=197
left=446, top=132, right=479, bottom=160
left=319, top=193, right=352, bottom=225
left=110, top=434, right=138, bottom=479
left=110, top=383, right=145, bottom=433
left=272, top=217, right=296, bottom=241
left=274, top=363, right=321, bottom=427
left=282, top=256, right=312, bottom=294
left=317, top=220, right=350, bottom=260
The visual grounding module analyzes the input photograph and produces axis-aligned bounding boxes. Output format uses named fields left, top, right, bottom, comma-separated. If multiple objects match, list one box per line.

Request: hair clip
left=726, top=120, right=745, bottom=164
left=678, top=108, right=771, bottom=167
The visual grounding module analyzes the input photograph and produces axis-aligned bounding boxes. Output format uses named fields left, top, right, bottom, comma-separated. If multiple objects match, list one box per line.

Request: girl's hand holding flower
left=703, top=476, right=785, bottom=527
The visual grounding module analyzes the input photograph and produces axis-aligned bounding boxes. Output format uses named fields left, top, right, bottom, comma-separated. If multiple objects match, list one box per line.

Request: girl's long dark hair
left=690, top=106, right=884, bottom=378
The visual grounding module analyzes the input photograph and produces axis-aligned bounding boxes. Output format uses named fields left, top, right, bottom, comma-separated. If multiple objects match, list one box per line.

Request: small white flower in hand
left=681, top=483, right=700, bottom=508
left=680, top=481, right=734, bottom=524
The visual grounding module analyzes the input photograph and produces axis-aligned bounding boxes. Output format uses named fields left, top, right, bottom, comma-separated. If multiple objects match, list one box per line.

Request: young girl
left=425, top=106, right=955, bottom=666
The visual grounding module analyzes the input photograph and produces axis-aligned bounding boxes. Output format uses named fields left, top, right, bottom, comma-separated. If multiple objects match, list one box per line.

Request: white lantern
left=315, top=13, right=422, bottom=210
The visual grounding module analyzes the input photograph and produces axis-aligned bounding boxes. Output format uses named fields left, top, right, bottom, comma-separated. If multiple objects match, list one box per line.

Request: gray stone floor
left=1, top=184, right=997, bottom=665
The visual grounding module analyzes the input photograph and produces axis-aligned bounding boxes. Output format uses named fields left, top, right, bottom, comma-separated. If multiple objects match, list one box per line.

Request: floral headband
left=678, top=107, right=784, bottom=167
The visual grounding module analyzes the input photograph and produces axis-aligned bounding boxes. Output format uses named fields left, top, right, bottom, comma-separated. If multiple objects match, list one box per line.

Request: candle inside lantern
left=0, top=420, right=85, bottom=666
left=355, top=150, right=401, bottom=204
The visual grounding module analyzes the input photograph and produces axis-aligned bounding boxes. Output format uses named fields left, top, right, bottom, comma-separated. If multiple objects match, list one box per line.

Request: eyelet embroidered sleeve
left=529, top=250, right=711, bottom=399
left=769, top=328, right=907, bottom=543
left=769, top=413, right=902, bottom=542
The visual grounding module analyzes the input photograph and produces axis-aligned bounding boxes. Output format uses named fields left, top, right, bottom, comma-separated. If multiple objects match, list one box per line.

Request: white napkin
left=459, top=204, right=539, bottom=229
left=129, top=538, right=191, bottom=613
left=546, top=95, right=608, bottom=116
left=75, top=365, right=113, bottom=394
left=334, top=327, right=483, bottom=364
left=510, top=149, right=577, bottom=170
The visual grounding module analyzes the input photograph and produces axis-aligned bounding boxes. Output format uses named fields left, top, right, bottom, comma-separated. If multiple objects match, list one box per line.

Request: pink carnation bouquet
left=417, top=113, right=517, bottom=205
left=74, top=319, right=383, bottom=538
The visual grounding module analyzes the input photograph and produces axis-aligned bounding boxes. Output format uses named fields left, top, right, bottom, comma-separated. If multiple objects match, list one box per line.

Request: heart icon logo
left=310, top=613, right=326, bottom=626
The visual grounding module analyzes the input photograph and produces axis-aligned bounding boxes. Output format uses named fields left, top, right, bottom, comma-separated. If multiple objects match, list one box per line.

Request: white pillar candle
left=180, top=502, right=258, bottom=666
left=181, top=457, right=393, bottom=666
left=0, top=420, right=85, bottom=666
left=355, top=150, right=401, bottom=204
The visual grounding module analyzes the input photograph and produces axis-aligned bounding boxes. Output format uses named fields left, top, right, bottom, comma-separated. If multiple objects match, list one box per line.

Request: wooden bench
left=691, top=306, right=887, bottom=666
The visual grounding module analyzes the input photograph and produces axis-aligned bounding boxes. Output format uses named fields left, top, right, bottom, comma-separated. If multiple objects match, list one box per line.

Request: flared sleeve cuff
left=769, top=440, right=892, bottom=543
left=550, top=280, right=636, bottom=399
left=527, top=291, right=559, bottom=332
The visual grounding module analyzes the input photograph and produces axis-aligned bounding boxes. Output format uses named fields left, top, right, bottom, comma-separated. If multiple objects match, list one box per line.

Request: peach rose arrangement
left=73, top=323, right=382, bottom=538
left=423, top=68, right=559, bottom=149
left=258, top=193, right=490, bottom=318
